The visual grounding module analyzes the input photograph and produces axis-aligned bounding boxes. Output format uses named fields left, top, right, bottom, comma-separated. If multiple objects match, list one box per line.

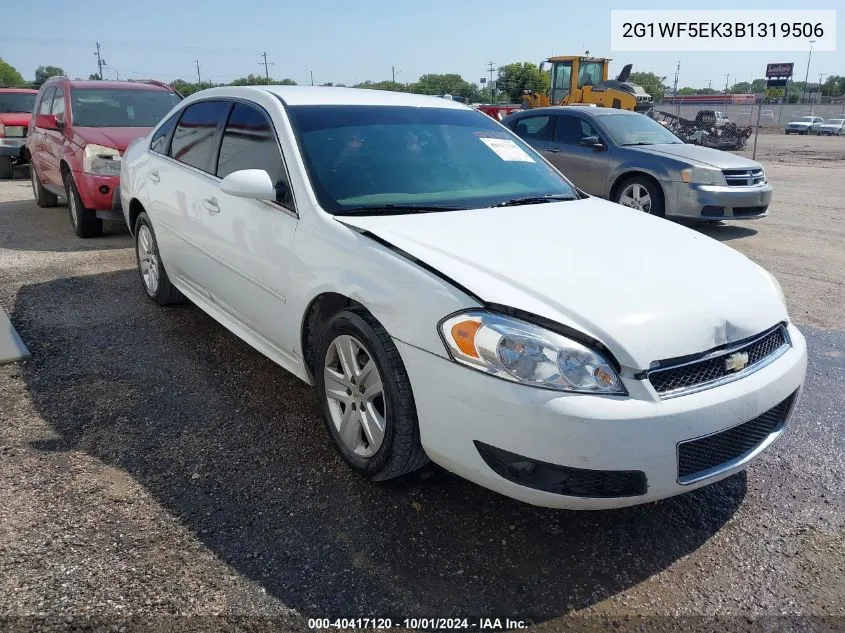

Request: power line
left=260, top=51, right=275, bottom=84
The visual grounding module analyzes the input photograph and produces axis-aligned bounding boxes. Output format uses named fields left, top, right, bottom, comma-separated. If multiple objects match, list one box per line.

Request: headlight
left=439, top=311, right=626, bottom=395
left=82, top=144, right=121, bottom=176
left=680, top=166, right=725, bottom=185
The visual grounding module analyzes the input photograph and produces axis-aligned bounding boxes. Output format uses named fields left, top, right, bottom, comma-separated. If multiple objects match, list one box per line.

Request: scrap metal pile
left=652, top=109, right=753, bottom=151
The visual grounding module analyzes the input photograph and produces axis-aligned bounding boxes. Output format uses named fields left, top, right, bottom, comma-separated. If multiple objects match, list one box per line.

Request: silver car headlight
left=680, top=166, right=725, bottom=185
left=439, top=311, right=626, bottom=395
left=82, top=144, right=122, bottom=176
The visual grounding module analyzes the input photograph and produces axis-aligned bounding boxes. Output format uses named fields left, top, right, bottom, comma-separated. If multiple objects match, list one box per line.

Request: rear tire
left=134, top=211, right=185, bottom=306
left=315, top=308, right=429, bottom=481
left=64, top=172, right=102, bottom=238
left=0, top=156, right=13, bottom=180
left=31, top=165, right=59, bottom=207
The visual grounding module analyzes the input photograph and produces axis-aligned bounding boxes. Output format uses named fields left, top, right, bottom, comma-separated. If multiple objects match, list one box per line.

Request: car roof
left=181, top=85, right=471, bottom=109
left=505, top=105, right=638, bottom=119
left=0, top=88, right=38, bottom=93
left=43, top=79, right=175, bottom=91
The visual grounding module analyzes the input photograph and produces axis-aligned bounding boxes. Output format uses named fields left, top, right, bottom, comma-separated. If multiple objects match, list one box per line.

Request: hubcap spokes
left=324, top=334, right=386, bottom=457
left=137, top=226, right=159, bottom=295
left=620, top=184, right=652, bottom=213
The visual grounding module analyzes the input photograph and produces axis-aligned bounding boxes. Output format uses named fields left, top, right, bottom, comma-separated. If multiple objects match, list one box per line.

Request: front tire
left=0, top=156, right=13, bottom=180
left=613, top=176, right=665, bottom=217
left=134, top=211, right=184, bottom=305
left=64, top=172, right=102, bottom=238
left=315, top=308, right=429, bottom=481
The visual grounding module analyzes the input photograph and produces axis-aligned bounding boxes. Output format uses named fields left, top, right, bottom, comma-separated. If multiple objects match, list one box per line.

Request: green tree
left=750, top=78, right=767, bottom=93
left=89, top=73, right=102, bottom=81
left=34, top=65, right=65, bottom=87
left=169, top=79, right=207, bottom=96
left=677, top=87, right=696, bottom=95
left=821, top=75, right=844, bottom=97
left=355, top=80, right=407, bottom=92
left=0, top=59, right=26, bottom=87
left=730, top=81, right=751, bottom=94
left=409, top=73, right=477, bottom=100
left=629, top=71, right=667, bottom=100
left=496, top=62, right=549, bottom=103
left=230, top=74, right=297, bottom=86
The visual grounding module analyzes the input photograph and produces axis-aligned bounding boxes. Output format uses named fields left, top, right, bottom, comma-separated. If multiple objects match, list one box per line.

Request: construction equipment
left=522, top=56, right=653, bottom=113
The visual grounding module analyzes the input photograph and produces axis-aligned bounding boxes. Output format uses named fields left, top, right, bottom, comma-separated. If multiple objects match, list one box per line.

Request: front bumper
left=663, top=180, right=773, bottom=220
left=785, top=126, right=811, bottom=134
left=72, top=171, right=123, bottom=219
left=0, top=137, right=27, bottom=160
left=818, top=128, right=841, bottom=135
left=396, top=323, right=806, bottom=510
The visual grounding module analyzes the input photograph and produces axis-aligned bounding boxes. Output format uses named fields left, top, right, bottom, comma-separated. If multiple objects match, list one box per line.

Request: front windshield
left=0, top=92, right=36, bottom=114
left=70, top=88, right=181, bottom=127
left=600, top=114, right=683, bottom=146
left=286, top=105, right=577, bottom=214
left=827, top=119, right=844, bottom=125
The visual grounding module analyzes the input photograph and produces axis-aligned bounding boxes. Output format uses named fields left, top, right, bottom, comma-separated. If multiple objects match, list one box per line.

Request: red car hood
left=72, top=127, right=153, bottom=152
left=0, top=113, right=31, bottom=127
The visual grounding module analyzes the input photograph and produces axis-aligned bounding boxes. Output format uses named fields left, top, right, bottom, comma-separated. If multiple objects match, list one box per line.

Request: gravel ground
left=0, top=134, right=843, bottom=633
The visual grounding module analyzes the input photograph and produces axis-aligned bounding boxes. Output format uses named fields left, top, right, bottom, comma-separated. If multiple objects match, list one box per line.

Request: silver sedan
left=503, top=107, right=772, bottom=221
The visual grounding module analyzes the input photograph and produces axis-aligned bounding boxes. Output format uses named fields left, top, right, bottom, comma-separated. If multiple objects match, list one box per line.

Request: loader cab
left=546, top=56, right=610, bottom=105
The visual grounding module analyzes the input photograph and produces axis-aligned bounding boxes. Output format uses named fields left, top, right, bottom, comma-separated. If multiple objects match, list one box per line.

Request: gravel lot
left=1, top=134, right=843, bottom=632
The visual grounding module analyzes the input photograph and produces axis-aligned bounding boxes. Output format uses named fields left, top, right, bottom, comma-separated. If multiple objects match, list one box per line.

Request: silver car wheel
left=619, top=183, right=653, bottom=213
left=323, top=334, right=386, bottom=458
left=137, top=225, right=160, bottom=296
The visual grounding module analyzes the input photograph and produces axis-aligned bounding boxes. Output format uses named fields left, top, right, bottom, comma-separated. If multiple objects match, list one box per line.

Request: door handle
left=202, top=197, right=220, bottom=214
left=148, top=171, right=160, bottom=183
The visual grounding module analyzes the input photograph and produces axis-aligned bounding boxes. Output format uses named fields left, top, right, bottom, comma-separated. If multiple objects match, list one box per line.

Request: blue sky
left=4, top=0, right=842, bottom=89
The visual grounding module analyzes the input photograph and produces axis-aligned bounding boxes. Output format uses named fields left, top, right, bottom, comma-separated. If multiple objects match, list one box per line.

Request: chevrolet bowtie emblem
left=724, top=351, right=750, bottom=373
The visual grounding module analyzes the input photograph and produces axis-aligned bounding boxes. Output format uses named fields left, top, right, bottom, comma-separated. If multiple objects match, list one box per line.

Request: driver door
left=542, top=114, right=610, bottom=196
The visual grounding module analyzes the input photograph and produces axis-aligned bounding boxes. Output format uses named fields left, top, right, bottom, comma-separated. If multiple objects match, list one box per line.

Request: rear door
left=147, top=99, right=230, bottom=297
left=507, top=113, right=555, bottom=152
left=542, top=114, right=610, bottom=196
left=29, top=87, right=55, bottom=184
left=198, top=100, right=299, bottom=352
left=41, top=86, right=66, bottom=187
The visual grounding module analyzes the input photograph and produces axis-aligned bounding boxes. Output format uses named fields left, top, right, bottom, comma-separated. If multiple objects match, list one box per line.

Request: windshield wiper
left=336, top=204, right=470, bottom=216
left=491, top=194, right=577, bottom=207
left=621, top=141, right=657, bottom=146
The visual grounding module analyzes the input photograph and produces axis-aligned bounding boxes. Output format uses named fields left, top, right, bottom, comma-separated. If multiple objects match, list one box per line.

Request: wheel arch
left=300, top=292, right=368, bottom=382
left=609, top=170, right=666, bottom=203
left=127, top=198, right=146, bottom=236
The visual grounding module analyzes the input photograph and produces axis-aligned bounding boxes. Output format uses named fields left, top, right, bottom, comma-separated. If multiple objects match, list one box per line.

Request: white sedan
left=120, top=86, right=807, bottom=510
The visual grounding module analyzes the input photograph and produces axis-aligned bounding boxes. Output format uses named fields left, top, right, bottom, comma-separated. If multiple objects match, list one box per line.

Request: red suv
left=0, top=88, right=38, bottom=179
left=27, top=78, right=181, bottom=237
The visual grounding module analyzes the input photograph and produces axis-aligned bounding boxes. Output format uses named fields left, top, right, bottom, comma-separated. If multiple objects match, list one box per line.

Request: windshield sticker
left=479, top=137, right=535, bottom=162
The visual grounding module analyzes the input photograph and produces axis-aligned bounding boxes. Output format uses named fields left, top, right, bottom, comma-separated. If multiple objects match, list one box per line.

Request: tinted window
left=286, top=105, right=577, bottom=214
left=0, top=92, right=37, bottom=114
left=553, top=115, right=602, bottom=145
left=511, top=115, right=554, bottom=141
left=217, top=103, right=289, bottom=205
left=70, top=88, right=181, bottom=128
left=170, top=101, right=229, bottom=173
left=38, top=88, right=56, bottom=115
left=50, top=88, right=65, bottom=117
left=150, top=112, right=179, bottom=155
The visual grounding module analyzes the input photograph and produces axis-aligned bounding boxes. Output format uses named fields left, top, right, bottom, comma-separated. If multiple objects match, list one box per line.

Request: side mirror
left=581, top=135, right=604, bottom=150
left=219, top=169, right=276, bottom=201
left=35, top=113, right=61, bottom=131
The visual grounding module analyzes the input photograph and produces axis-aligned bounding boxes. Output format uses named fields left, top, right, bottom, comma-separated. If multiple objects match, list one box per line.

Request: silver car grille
left=722, top=168, right=765, bottom=186
left=647, top=325, right=790, bottom=399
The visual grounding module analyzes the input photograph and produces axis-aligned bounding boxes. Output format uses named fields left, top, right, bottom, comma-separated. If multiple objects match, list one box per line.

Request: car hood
left=72, top=127, right=153, bottom=152
left=787, top=121, right=812, bottom=126
left=631, top=143, right=759, bottom=169
left=819, top=123, right=841, bottom=128
left=337, top=199, right=788, bottom=369
left=0, top=113, right=31, bottom=127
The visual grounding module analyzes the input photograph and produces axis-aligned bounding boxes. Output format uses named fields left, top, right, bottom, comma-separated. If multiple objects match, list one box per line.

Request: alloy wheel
left=619, top=183, right=653, bottom=213
left=137, top=224, right=160, bottom=295
left=323, top=334, right=386, bottom=458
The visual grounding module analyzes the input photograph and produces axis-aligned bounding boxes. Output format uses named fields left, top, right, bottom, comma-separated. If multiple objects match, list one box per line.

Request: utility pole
left=392, top=66, right=395, bottom=83
left=801, top=40, right=815, bottom=105
left=707, top=79, right=712, bottom=90
left=310, top=70, right=314, bottom=86
left=724, top=74, right=731, bottom=92
left=260, top=52, right=274, bottom=85
left=672, top=61, right=681, bottom=116
left=818, top=73, right=826, bottom=99
left=486, top=61, right=496, bottom=101
left=195, top=60, right=202, bottom=85
left=94, top=42, right=106, bottom=80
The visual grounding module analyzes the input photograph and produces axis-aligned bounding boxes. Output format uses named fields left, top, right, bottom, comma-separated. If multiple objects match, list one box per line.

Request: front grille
left=678, top=391, right=797, bottom=483
left=474, top=441, right=647, bottom=498
left=649, top=326, right=788, bottom=398
left=722, top=168, right=765, bottom=186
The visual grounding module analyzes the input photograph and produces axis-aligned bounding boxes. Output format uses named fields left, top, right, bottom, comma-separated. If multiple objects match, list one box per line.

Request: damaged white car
left=120, top=86, right=807, bottom=510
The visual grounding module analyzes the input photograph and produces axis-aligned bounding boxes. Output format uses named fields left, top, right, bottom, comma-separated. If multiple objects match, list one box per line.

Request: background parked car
left=784, top=116, right=824, bottom=135
left=503, top=106, right=772, bottom=221
left=26, top=77, right=181, bottom=237
left=0, top=88, right=38, bottom=179
left=817, top=118, right=844, bottom=136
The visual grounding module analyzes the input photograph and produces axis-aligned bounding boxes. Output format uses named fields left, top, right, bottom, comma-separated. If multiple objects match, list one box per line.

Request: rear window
left=70, top=88, right=181, bottom=127
left=0, top=92, right=36, bottom=114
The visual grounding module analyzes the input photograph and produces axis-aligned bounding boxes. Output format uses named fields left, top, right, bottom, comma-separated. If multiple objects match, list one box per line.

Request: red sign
left=766, top=63, right=794, bottom=78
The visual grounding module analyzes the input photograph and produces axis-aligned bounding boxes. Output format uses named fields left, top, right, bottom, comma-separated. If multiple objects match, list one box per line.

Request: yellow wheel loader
left=522, top=56, right=654, bottom=113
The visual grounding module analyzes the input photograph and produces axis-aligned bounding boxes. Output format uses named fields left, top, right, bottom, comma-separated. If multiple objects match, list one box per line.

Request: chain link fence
left=654, top=101, right=845, bottom=129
